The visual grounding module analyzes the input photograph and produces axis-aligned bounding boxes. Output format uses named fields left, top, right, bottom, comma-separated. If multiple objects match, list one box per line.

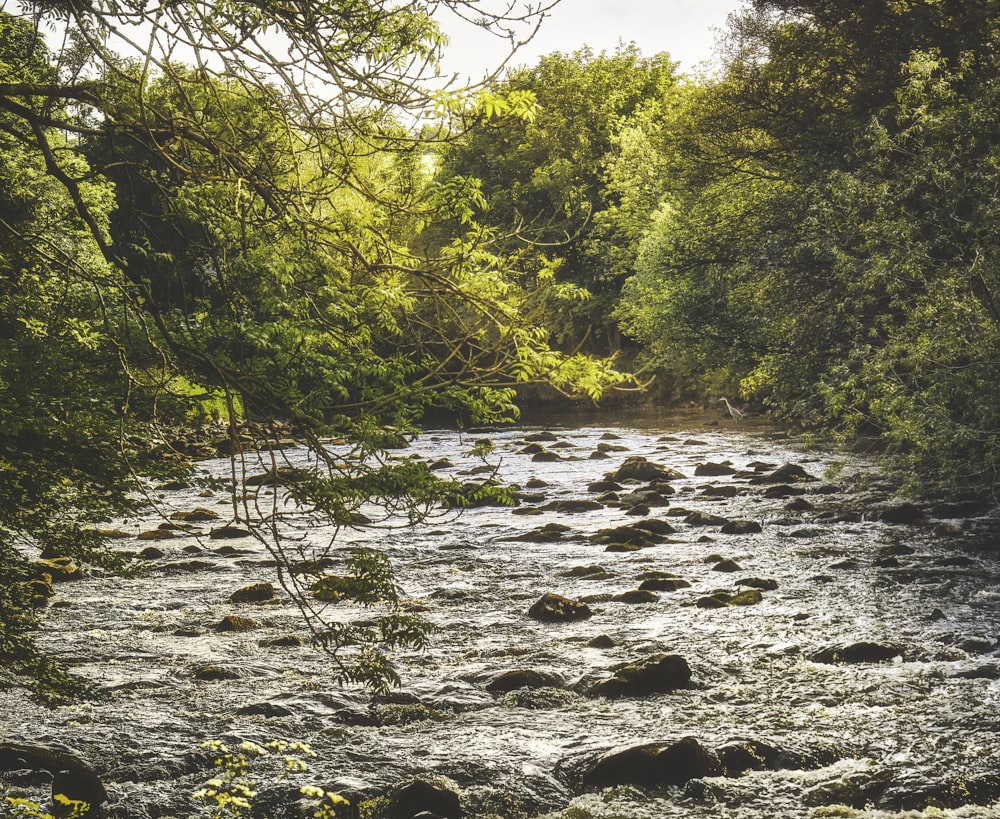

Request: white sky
left=435, top=0, right=748, bottom=81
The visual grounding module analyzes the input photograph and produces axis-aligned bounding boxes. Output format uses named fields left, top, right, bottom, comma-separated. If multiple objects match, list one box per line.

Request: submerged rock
left=716, top=739, right=841, bottom=780
left=879, top=503, right=925, bottom=524
left=528, top=593, right=592, bottom=622
left=639, top=576, right=691, bottom=592
left=540, top=499, right=604, bottom=514
left=878, top=773, right=1000, bottom=810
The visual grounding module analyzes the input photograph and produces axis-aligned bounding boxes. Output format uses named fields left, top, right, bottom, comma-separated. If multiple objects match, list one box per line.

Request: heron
left=718, top=397, right=744, bottom=421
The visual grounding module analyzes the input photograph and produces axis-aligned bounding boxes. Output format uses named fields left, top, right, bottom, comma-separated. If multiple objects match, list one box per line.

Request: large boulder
left=588, top=653, right=691, bottom=698
left=582, top=737, right=712, bottom=789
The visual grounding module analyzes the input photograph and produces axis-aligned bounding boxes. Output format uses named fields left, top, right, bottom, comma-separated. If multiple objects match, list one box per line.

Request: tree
left=0, top=0, right=624, bottom=699
left=616, top=0, right=1000, bottom=490
left=439, top=45, right=679, bottom=356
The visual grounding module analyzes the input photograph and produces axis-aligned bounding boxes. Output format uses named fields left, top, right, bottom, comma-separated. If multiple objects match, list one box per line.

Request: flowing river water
left=4, top=411, right=1000, bottom=818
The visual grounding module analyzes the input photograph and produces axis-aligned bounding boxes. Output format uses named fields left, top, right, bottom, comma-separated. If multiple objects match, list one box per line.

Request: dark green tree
left=617, top=0, right=1000, bottom=490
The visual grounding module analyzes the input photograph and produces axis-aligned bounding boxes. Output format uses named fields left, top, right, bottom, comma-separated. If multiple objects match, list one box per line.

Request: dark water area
left=4, top=410, right=1000, bottom=818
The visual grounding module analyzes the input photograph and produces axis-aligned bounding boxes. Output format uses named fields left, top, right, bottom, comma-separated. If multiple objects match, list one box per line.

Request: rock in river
left=810, top=641, right=904, bottom=664
left=0, top=741, right=108, bottom=818
left=387, top=778, right=461, bottom=819
left=229, top=582, right=276, bottom=604
left=486, top=669, right=564, bottom=694
left=721, top=519, right=763, bottom=535
left=528, top=593, right=592, bottom=622
left=685, top=510, right=730, bottom=527
left=587, top=653, right=691, bottom=698
left=606, top=456, right=684, bottom=483
left=582, top=737, right=712, bottom=790
left=750, top=462, right=819, bottom=484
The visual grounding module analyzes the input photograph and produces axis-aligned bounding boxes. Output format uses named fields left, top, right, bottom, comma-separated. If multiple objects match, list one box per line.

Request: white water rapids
left=4, top=411, right=1000, bottom=818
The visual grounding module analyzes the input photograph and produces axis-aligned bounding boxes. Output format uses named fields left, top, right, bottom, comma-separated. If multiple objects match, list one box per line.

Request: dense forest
left=2, top=0, right=999, bottom=726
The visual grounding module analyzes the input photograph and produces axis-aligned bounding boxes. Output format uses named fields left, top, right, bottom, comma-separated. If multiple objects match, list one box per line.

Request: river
left=4, top=411, right=1000, bottom=818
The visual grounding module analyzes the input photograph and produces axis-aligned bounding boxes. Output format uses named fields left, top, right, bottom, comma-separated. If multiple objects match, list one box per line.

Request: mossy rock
left=170, top=507, right=220, bottom=522
left=32, top=557, right=82, bottom=582
left=138, top=529, right=176, bottom=541
left=589, top=653, right=691, bottom=698
left=639, top=576, right=691, bottom=592
left=214, top=615, right=260, bottom=632
left=738, top=577, right=778, bottom=591
left=486, top=669, right=564, bottom=694
left=729, top=589, right=763, bottom=606
left=527, top=593, right=592, bottom=622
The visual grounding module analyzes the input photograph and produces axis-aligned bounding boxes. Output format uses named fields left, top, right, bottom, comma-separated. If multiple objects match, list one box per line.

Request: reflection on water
left=7, top=412, right=1000, bottom=818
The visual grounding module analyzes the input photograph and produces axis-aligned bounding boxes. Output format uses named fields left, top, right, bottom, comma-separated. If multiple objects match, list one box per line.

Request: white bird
left=718, top=397, right=744, bottom=421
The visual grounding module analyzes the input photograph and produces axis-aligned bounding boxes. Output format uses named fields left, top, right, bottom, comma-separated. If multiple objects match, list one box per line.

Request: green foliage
left=615, top=0, right=1000, bottom=489
left=194, top=739, right=349, bottom=819
left=2, top=796, right=89, bottom=819
left=0, top=0, right=626, bottom=702
left=439, top=45, right=680, bottom=356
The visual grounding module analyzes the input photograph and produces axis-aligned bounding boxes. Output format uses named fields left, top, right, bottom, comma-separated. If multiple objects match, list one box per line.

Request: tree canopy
left=0, top=0, right=624, bottom=700
left=615, top=0, right=1000, bottom=490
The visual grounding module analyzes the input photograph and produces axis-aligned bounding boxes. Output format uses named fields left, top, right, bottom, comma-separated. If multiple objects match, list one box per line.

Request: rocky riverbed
left=4, top=412, right=1000, bottom=818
